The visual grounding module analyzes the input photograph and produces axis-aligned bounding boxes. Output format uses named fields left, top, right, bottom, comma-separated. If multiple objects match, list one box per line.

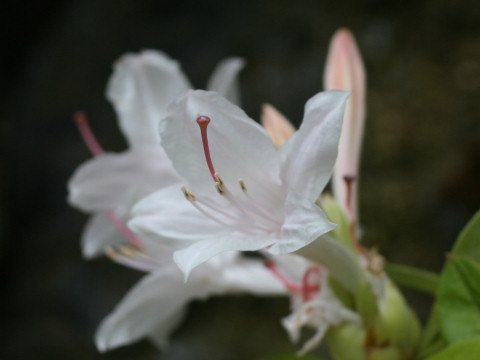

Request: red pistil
left=196, top=116, right=218, bottom=182
left=74, top=111, right=142, bottom=250
left=74, top=111, right=104, bottom=157
left=265, top=260, right=321, bottom=300
left=302, top=266, right=321, bottom=302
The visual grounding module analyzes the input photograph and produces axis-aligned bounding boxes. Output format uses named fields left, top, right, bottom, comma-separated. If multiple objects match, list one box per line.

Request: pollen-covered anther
left=104, top=246, right=117, bottom=260
left=181, top=186, right=197, bottom=201
left=214, top=173, right=226, bottom=194
left=239, top=179, right=247, bottom=192
left=118, top=245, right=137, bottom=257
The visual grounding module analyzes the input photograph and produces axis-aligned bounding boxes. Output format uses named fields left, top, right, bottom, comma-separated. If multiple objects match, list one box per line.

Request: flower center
left=179, top=116, right=282, bottom=234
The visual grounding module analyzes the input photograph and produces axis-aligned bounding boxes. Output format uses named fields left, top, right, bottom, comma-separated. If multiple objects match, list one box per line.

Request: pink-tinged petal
left=173, top=235, right=277, bottom=280
left=261, top=103, right=296, bottom=148
left=107, top=50, right=192, bottom=147
left=206, top=57, right=245, bottom=105
left=268, top=191, right=336, bottom=255
left=324, top=28, right=366, bottom=220
left=279, top=90, right=350, bottom=203
left=159, top=90, right=282, bottom=206
left=81, top=212, right=125, bottom=259
left=95, top=254, right=285, bottom=351
left=68, top=148, right=181, bottom=212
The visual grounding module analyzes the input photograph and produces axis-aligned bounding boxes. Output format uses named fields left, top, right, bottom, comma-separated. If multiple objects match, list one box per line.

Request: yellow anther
left=239, top=179, right=247, bottom=192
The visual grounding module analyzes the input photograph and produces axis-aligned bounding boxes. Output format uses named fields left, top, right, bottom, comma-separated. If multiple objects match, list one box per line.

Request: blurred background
left=2, top=0, right=480, bottom=359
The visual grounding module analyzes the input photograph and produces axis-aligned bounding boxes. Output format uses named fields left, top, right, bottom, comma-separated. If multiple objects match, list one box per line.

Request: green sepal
left=325, top=323, right=366, bottom=360
left=384, top=262, right=439, bottom=295
left=329, top=275, right=355, bottom=310
left=355, top=281, right=379, bottom=327
left=318, top=194, right=355, bottom=252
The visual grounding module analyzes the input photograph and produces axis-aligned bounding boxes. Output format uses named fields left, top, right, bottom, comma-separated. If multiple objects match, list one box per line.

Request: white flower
left=95, top=251, right=286, bottom=351
left=129, top=89, right=350, bottom=278
left=68, top=50, right=245, bottom=258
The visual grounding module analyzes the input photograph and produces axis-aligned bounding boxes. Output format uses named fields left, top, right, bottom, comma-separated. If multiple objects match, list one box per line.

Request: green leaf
left=384, top=262, right=439, bottom=294
left=452, top=209, right=480, bottom=262
left=436, top=256, right=480, bottom=343
left=425, top=337, right=480, bottom=360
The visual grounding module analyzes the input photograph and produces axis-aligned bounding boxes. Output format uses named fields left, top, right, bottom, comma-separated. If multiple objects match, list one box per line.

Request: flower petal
left=95, top=254, right=285, bottom=351
left=128, top=185, right=231, bottom=255
left=68, top=148, right=180, bottom=212
left=261, top=103, right=296, bottom=148
left=81, top=213, right=124, bottom=259
left=173, top=234, right=277, bottom=280
left=279, top=90, right=350, bottom=202
left=159, top=90, right=282, bottom=206
left=206, top=57, right=245, bottom=105
left=295, top=235, right=366, bottom=292
left=268, top=191, right=336, bottom=255
left=107, top=50, right=192, bottom=147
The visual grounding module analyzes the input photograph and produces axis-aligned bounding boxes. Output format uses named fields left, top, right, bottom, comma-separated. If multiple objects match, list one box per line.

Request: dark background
left=2, top=0, right=480, bottom=359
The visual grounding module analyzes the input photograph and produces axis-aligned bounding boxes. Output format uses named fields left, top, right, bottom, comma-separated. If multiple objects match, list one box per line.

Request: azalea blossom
left=95, top=251, right=286, bottom=351
left=67, top=51, right=291, bottom=351
left=68, top=50, right=244, bottom=258
left=129, top=89, right=350, bottom=279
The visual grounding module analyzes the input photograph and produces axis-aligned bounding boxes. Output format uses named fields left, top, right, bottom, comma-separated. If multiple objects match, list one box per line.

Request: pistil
left=196, top=116, right=218, bottom=182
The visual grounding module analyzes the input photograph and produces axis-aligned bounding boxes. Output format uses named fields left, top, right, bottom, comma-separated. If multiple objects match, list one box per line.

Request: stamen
left=181, top=185, right=197, bottom=201
left=265, top=260, right=303, bottom=292
left=104, top=246, right=160, bottom=272
left=74, top=111, right=104, bottom=156
left=239, top=179, right=247, bottom=191
left=105, top=210, right=142, bottom=249
left=196, top=115, right=217, bottom=182
left=302, top=266, right=321, bottom=302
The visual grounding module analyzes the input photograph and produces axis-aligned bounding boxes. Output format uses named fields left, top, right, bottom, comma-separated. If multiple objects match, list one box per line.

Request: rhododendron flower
left=68, top=50, right=244, bottom=258
left=95, top=251, right=286, bottom=351
left=129, top=89, right=350, bottom=278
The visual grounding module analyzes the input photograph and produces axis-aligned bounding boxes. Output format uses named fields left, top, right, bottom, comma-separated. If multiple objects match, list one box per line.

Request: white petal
left=81, top=213, right=124, bottom=259
left=295, top=235, right=366, bottom=292
left=206, top=57, right=245, bottom=105
left=279, top=90, right=350, bottom=202
left=268, top=191, right=336, bottom=254
left=96, top=254, right=285, bottom=351
left=160, top=90, right=282, bottom=208
left=129, top=185, right=230, bottom=255
left=173, top=234, right=277, bottom=279
left=107, top=50, right=192, bottom=147
left=68, top=148, right=180, bottom=212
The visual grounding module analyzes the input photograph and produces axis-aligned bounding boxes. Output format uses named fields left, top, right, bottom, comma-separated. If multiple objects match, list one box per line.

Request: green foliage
left=452, top=210, right=480, bottom=262
left=384, top=263, right=439, bottom=295
left=425, top=338, right=480, bottom=360
left=436, top=257, right=480, bottom=343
